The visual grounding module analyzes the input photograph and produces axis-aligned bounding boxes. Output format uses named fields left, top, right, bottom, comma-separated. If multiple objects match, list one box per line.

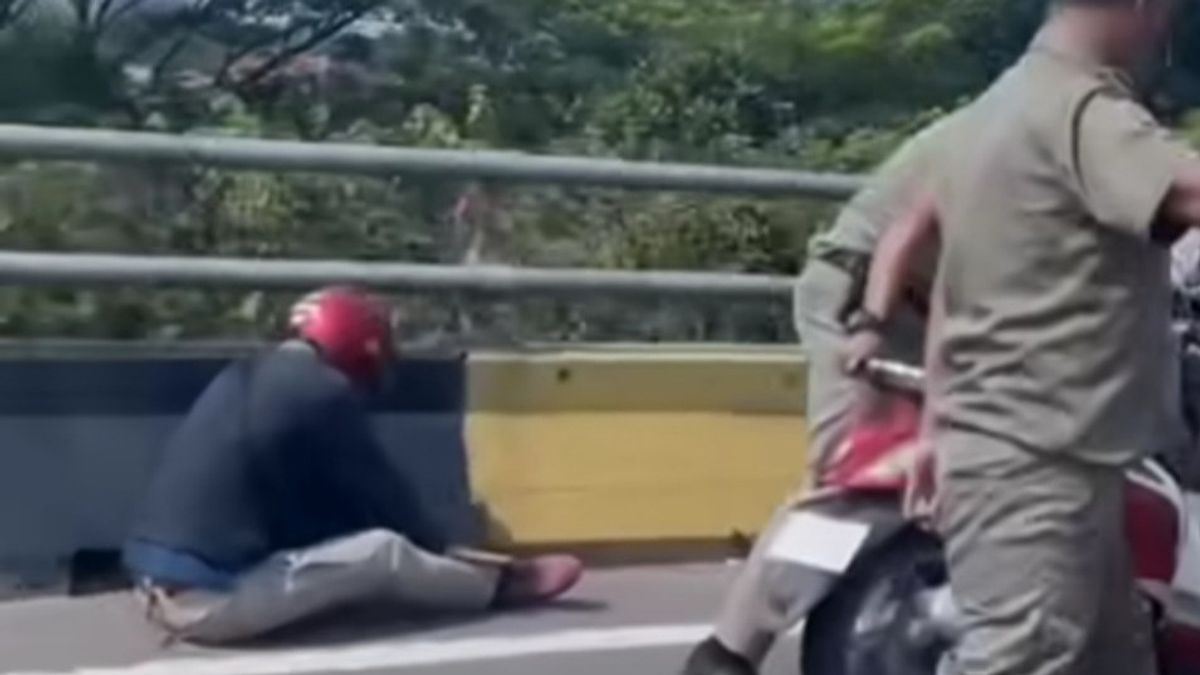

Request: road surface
left=0, top=564, right=802, bottom=675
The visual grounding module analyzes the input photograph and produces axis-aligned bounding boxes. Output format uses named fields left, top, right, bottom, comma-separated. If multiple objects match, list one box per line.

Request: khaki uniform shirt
left=931, top=29, right=1195, bottom=465
left=809, top=113, right=961, bottom=297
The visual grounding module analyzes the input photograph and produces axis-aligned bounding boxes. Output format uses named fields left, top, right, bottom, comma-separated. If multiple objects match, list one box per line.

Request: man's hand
left=900, top=437, right=939, bottom=529
left=842, top=329, right=884, bottom=375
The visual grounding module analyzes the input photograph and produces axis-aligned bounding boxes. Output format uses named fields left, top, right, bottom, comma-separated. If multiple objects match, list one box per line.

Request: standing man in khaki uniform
left=792, top=118, right=950, bottom=482
left=928, top=0, right=1200, bottom=673
left=682, top=113, right=959, bottom=674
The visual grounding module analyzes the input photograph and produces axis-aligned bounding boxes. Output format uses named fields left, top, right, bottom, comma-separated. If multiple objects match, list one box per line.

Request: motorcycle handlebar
left=859, top=358, right=926, bottom=393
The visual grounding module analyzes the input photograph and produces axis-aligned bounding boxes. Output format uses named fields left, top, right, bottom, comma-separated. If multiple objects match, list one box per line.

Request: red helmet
left=288, top=286, right=397, bottom=386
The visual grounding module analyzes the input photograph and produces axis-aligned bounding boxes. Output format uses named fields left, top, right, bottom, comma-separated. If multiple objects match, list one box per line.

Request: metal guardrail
left=0, top=251, right=794, bottom=299
left=0, top=124, right=864, bottom=297
left=0, top=125, right=864, bottom=199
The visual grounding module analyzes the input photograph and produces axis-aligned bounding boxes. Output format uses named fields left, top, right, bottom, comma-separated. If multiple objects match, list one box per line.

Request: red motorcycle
left=787, top=359, right=1200, bottom=675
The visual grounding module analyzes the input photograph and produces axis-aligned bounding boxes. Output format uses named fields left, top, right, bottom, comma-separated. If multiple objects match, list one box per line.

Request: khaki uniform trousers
left=936, top=428, right=1157, bottom=675
left=134, top=529, right=500, bottom=645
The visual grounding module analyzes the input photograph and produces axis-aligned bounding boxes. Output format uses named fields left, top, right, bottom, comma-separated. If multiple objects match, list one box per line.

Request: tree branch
left=125, top=4, right=240, bottom=89
left=110, top=17, right=184, bottom=70
left=234, top=3, right=384, bottom=90
left=215, top=26, right=297, bottom=87
left=103, top=0, right=155, bottom=32
left=150, top=32, right=192, bottom=88
left=96, top=0, right=123, bottom=29
left=70, top=0, right=90, bottom=26
left=0, top=0, right=33, bottom=28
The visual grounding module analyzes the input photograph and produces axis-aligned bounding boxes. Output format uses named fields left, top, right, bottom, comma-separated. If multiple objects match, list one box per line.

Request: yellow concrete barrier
left=466, top=346, right=809, bottom=556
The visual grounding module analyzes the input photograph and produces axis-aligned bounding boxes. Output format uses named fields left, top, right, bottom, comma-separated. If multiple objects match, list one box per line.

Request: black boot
left=681, top=637, right=756, bottom=675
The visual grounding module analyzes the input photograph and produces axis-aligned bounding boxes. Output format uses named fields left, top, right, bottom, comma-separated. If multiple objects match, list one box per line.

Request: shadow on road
left=229, top=598, right=612, bottom=651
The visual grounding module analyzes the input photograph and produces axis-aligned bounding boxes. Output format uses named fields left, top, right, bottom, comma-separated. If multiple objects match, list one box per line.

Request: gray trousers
left=936, top=429, right=1157, bottom=675
left=135, top=529, right=500, bottom=644
left=713, top=259, right=926, bottom=664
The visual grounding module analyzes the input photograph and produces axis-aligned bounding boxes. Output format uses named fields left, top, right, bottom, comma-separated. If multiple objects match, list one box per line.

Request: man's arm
left=919, top=269, right=946, bottom=438
left=324, top=393, right=449, bottom=554
left=1071, top=93, right=1200, bottom=239
left=900, top=260, right=945, bottom=523
left=843, top=191, right=939, bottom=371
left=860, top=191, right=939, bottom=320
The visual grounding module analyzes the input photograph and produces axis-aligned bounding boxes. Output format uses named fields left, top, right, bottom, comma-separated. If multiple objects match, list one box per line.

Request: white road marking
left=10, top=623, right=717, bottom=675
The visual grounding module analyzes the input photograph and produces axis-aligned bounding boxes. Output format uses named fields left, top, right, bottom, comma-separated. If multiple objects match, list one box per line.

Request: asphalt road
left=0, top=564, right=802, bottom=675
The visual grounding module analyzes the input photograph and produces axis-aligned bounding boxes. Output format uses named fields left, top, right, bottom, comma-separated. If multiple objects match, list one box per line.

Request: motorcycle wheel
left=800, top=529, right=951, bottom=675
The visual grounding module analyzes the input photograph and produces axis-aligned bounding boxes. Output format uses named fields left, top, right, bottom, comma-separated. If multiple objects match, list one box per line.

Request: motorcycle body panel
left=824, top=392, right=921, bottom=492
left=796, top=374, right=1200, bottom=673
left=1127, top=462, right=1183, bottom=590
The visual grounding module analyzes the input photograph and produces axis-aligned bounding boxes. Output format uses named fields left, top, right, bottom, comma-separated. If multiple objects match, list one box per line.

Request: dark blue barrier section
left=0, top=354, right=465, bottom=416
left=0, top=352, right=476, bottom=591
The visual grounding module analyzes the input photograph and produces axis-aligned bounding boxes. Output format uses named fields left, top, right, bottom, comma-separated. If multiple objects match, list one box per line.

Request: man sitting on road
left=123, top=287, right=583, bottom=644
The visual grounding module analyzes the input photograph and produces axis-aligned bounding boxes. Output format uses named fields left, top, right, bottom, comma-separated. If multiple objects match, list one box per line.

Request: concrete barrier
left=0, top=343, right=808, bottom=596
left=467, top=346, right=808, bottom=559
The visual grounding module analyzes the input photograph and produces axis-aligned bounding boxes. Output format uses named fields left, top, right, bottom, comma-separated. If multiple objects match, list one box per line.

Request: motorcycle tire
left=800, top=528, right=949, bottom=675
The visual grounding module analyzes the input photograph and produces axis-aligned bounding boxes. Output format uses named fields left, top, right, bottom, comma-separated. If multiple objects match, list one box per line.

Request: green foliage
left=0, top=0, right=1166, bottom=343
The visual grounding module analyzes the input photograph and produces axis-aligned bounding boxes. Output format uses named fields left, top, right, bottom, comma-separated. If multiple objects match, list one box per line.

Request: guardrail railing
left=0, top=125, right=863, bottom=198
left=0, top=124, right=864, bottom=298
left=0, top=251, right=795, bottom=299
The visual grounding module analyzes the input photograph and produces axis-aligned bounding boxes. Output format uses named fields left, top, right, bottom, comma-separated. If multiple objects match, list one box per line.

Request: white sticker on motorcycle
left=765, top=511, right=871, bottom=573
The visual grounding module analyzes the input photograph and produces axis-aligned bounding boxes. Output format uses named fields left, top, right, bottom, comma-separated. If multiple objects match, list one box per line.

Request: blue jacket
left=124, top=344, right=446, bottom=590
